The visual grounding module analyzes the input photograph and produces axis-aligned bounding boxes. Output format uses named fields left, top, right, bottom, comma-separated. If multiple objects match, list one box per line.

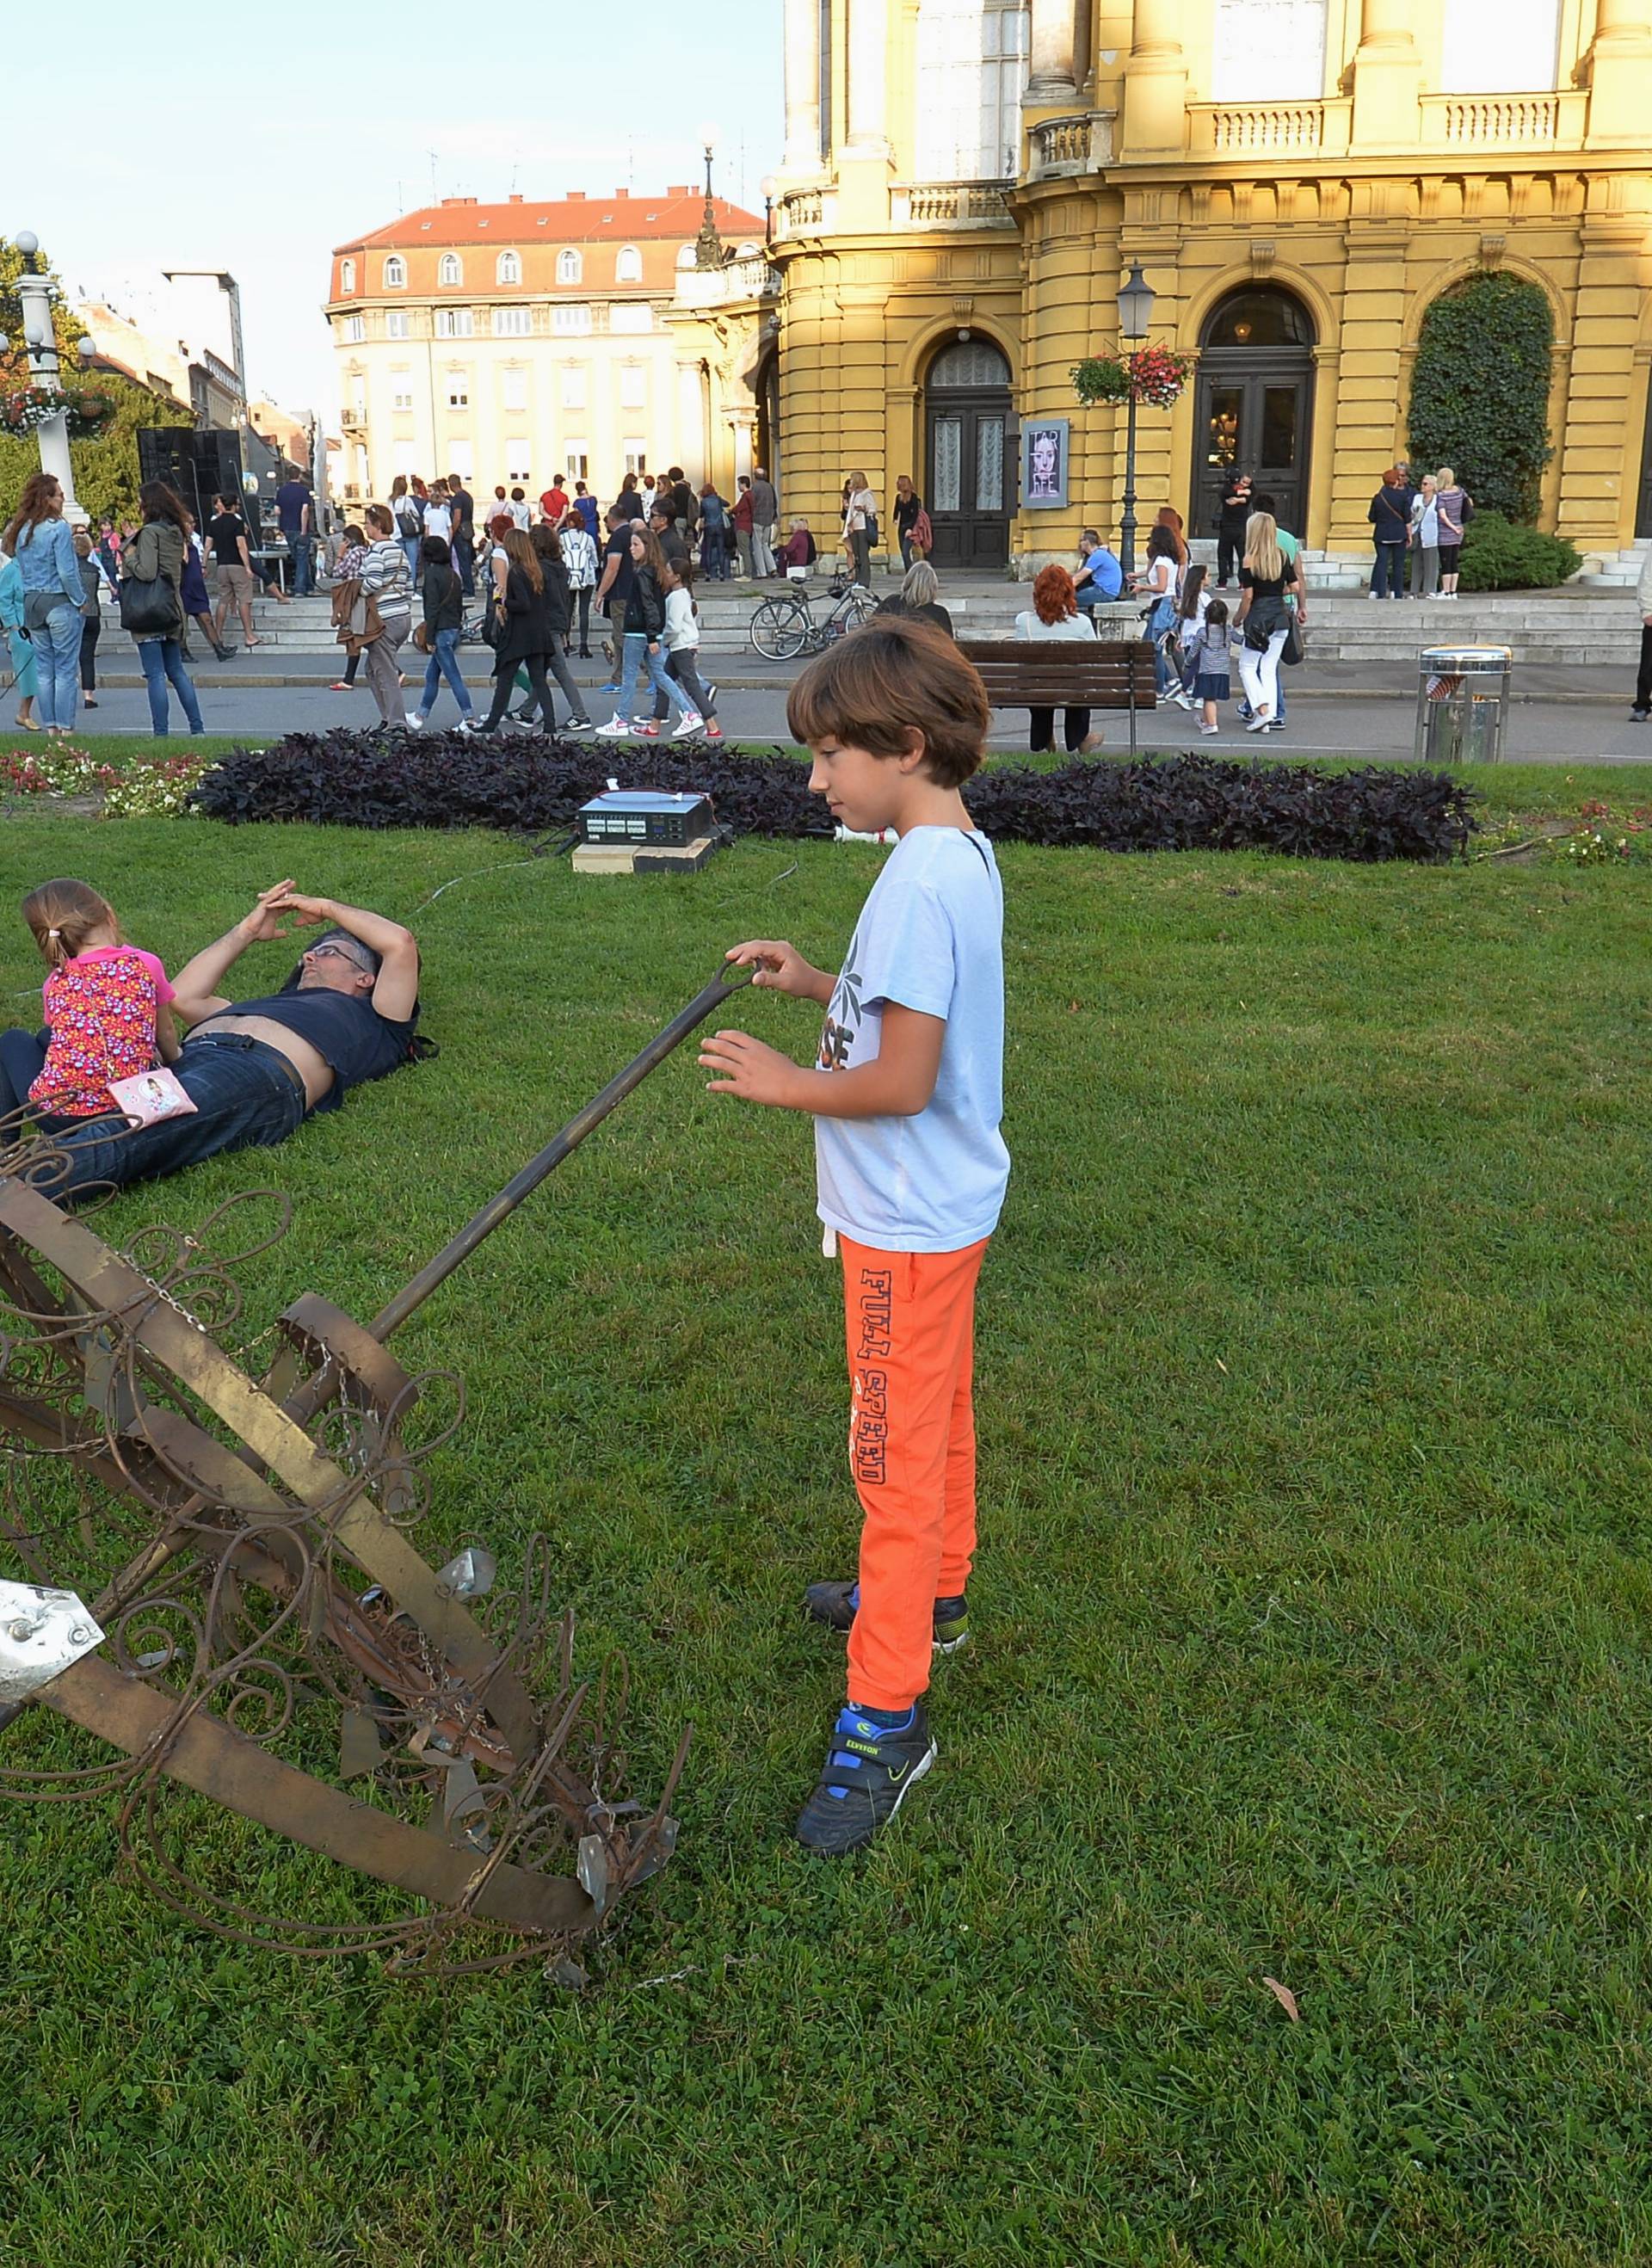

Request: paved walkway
left=52, top=657, right=1652, bottom=763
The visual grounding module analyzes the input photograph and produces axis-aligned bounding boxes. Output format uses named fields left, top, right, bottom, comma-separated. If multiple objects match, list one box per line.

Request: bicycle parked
left=749, top=577, right=878, bottom=660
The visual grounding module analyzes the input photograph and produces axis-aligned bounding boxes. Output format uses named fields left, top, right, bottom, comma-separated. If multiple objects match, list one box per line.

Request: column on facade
left=1121, top=0, right=1186, bottom=157
left=845, top=0, right=889, bottom=151
left=1585, top=0, right=1652, bottom=143
left=1557, top=182, right=1651, bottom=546
left=676, top=361, right=709, bottom=481
left=1325, top=205, right=1410, bottom=550
left=1026, top=0, right=1079, bottom=100
left=783, top=0, right=823, bottom=171
left=1350, top=0, right=1420, bottom=146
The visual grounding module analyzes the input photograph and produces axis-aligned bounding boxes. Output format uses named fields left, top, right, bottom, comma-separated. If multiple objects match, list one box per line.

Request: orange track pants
left=840, top=1233, right=989, bottom=1714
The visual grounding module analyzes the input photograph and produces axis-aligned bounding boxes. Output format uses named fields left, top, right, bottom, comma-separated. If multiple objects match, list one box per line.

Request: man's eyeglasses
left=304, top=940, right=371, bottom=971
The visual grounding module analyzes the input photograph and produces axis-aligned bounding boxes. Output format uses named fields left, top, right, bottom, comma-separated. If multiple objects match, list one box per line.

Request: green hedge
left=1408, top=274, right=1554, bottom=523
left=1457, top=510, right=1580, bottom=592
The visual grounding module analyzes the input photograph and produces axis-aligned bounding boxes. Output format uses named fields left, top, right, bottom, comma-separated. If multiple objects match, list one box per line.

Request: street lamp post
left=694, top=123, right=727, bottom=268
left=1, top=231, right=91, bottom=525
left=761, top=175, right=778, bottom=250
left=1116, top=261, right=1156, bottom=579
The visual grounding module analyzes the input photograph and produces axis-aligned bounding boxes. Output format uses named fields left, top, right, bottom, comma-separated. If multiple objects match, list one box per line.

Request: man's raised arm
left=170, top=879, right=298, bottom=1026
left=270, top=891, right=420, bottom=1022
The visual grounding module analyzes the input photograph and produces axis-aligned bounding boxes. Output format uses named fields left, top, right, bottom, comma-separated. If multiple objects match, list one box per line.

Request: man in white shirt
left=507, top=487, right=531, bottom=531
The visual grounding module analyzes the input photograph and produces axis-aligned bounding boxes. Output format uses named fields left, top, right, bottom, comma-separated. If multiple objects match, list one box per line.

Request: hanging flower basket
left=1070, top=344, right=1194, bottom=410
left=0, top=385, right=114, bottom=440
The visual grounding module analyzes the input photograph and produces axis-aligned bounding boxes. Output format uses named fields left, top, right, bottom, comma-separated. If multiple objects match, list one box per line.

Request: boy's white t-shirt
left=814, top=826, right=1010, bottom=1254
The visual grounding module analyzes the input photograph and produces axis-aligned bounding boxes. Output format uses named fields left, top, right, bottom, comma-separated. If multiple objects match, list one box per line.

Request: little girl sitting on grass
left=0, top=878, right=178, bottom=1131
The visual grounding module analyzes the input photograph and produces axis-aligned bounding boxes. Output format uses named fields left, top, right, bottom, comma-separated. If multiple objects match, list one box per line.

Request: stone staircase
left=225, top=571, right=1647, bottom=669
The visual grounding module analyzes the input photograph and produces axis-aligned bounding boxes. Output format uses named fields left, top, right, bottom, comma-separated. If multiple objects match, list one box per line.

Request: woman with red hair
left=1014, top=562, right=1100, bottom=755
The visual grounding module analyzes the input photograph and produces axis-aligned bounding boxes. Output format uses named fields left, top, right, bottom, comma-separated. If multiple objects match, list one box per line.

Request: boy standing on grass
left=700, top=618, right=1010, bottom=1855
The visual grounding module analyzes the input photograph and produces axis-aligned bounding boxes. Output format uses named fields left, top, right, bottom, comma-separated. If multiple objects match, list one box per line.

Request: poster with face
left=1023, top=421, right=1069, bottom=508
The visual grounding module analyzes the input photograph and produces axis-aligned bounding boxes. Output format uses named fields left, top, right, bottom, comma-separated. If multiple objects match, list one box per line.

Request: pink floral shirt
left=30, top=946, right=175, bottom=1119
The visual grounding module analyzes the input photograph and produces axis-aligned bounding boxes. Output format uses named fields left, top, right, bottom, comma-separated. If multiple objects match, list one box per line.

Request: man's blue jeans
left=34, top=601, right=83, bottom=729
left=288, top=535, right=315, bottom=596
left=51, top=1034, right=306, bottom=1198
left=137, top=638, right=204, bottom=736
left=419, top=626, right=473, bottom=718
left=620, top=632, right=693, bottom=718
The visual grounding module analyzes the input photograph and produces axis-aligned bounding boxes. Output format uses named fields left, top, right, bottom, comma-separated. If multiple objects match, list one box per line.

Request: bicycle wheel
left=749, top=599, right=810, bottom=661
left=841, top=592, right=878, bottom=632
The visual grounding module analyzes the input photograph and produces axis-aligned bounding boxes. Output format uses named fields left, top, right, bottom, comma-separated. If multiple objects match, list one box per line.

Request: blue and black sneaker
left=804, top=1579, right=969, bottom=1655
left=794, top=1701, right=937, bottom=1855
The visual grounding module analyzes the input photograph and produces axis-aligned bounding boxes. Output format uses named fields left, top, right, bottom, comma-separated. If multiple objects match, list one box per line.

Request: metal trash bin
left=1413, top=644, right=1513, bottom=765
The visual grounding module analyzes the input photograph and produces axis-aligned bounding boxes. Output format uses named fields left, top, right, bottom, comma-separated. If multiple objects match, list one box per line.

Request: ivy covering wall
left=1407, top=273, right=1555, bottom=524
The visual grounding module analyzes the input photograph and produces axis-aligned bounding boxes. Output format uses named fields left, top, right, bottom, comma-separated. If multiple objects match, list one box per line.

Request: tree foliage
left=1407, top=273, right=1554, bottom=523
left=0, top=234, right=192, bottom=528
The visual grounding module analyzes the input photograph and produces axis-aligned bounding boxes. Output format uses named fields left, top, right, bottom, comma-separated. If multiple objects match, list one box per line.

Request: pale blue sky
left=10, top=0, right=785, bottom=419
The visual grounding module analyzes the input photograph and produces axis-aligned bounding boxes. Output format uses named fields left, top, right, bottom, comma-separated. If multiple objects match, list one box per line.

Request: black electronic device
left=576, top=791, right=714, bottom=847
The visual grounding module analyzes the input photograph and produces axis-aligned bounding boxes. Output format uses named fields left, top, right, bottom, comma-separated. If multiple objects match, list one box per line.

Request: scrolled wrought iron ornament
left=0, top=971, right=753, bottom=1972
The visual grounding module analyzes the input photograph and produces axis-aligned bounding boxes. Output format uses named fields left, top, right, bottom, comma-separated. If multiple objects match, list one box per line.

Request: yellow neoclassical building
left=767, top=0, right=1652, bottom=572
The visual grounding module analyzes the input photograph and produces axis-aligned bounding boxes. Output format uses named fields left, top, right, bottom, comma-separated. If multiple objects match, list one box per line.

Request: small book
left=107, top=1067, right=197, bottom=1127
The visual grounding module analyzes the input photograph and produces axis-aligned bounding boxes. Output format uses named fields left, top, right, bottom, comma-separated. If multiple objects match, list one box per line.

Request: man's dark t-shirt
left=603, top=527, right=635, bottom=607
left=448, top=484, right=475, bottom=534
left=196, top=990, right=416, bottom=1113
left=275, top=480, right=311, bottom=537
left=209, top=512, right=248, bottom=566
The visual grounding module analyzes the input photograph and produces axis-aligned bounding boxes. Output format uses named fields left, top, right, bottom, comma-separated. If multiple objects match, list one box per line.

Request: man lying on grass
left=45, top=882, right=421, bottom=1194
left=700, top=617, right=1010, bottom=1855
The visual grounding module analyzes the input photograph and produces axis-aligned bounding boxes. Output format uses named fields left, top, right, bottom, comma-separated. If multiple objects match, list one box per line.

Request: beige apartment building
left=325, top=188, right=767, bottom=508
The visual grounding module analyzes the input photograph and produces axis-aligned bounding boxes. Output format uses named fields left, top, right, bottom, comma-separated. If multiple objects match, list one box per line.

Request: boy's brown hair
left=786, top=617, right=989, bottom=788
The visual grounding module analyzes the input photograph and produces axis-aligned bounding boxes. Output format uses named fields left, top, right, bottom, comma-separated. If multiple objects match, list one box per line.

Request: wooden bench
left=958, top=638, right=1159, bottom=753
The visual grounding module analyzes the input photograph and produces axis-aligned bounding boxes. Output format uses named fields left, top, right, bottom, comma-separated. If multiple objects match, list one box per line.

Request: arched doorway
left=755, top=349, right=780, bottom=484
left=925, top=336, right=1014, bottom=570
left=1191, top=288, right=1316, bottom=540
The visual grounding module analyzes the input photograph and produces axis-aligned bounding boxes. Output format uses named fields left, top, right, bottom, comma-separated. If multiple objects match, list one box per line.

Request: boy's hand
left=699, top=1029, right=804, bottom=1107
left=725, top=940, right=832, bottom=1003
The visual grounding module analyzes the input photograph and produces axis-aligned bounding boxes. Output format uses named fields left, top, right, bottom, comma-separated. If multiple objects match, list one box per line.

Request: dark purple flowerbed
left=190, top=730, right=1479, bottom=862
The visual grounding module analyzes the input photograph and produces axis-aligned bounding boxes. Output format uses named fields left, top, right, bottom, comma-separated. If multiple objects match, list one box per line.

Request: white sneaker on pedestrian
left=1199, top=720, right=1220, bottom=736
left=671, top=712, right=705, bottom=738
left=456, top=717, right=479, bottom=733
left=595, top=714, right=631, bottom=738
left=1245, top=713, right=1272, bottom=733
left=405, top=712, right=425, bottom=729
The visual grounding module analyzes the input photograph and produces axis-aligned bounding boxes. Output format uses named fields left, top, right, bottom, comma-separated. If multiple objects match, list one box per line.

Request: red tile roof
left=335, top=191, right=764, bottom=255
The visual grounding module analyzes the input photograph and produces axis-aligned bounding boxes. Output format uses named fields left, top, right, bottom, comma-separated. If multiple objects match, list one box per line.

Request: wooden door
left=927, top=393, right=1012, bottom=569
left=1193, top=357, right=1313, bottom=540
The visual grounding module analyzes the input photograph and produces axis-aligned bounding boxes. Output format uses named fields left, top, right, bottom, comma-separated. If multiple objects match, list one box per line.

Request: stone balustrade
left=1027, top=111, right=1117, bottom=179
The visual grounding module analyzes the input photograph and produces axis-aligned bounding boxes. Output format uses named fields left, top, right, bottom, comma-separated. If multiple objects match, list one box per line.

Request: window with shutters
left=385, top=309, right=409, bottom=339
left=553, top=303, right=593, bottom=335
left=496, top=250, right=522, bottom=285
left=492, top=306, right=532, bottom=336
left=435, top=309, right=474, bottom=337
left=384, top=256, right=406, bottom=288
left=439, top=252, right=463, bottom=286
left=340, top=258, right=355, bottom=293
left=615, top=245, right=643, bottom=283
left=558, top=248, right=583, bottom=284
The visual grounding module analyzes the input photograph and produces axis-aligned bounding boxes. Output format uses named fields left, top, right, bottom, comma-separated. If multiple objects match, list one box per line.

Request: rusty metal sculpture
left=0, top=971, right=749, bottom=1972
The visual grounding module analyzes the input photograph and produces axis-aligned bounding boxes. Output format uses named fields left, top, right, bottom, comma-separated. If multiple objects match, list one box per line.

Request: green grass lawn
left=1, top=813, right=1649, bottom=2266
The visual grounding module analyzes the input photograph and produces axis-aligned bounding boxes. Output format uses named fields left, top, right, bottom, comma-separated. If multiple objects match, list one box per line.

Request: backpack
left=395, top=498, right=422, bottom=537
